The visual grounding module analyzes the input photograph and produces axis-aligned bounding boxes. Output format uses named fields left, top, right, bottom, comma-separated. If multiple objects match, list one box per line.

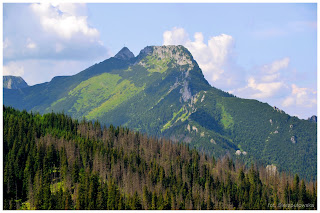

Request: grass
left=68, top=73, right=123, bottom=113
left=50, top=73, right=144, bottom=119
left=50, top=97, right=67, bottom=108
left=50, top=181, right=65, bottom=193
left=217, top=103, right=234, bottom=130
left=142, top=55, right=171, bottom=74
left=177, top=110, right=190, bottom=122
left=161, top=107, right=190, bottom=132
left=86, top=80, right=144, bottom=119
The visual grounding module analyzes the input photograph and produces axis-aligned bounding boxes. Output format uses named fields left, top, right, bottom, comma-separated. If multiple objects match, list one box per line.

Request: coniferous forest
left=3, top=106, right=317, bottom=210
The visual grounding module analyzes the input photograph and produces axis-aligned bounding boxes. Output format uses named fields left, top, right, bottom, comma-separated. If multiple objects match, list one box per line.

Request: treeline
left=3, top=106, right=317, bottom=210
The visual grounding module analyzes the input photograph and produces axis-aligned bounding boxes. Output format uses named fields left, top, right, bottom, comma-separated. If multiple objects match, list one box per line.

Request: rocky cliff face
left=138, top=45, right=194, bottom=69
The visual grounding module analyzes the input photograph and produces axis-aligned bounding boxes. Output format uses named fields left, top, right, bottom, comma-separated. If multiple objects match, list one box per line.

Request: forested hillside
left=3, top=46, right=317, bottom=180
left=3, top=106, right=317, bottom=210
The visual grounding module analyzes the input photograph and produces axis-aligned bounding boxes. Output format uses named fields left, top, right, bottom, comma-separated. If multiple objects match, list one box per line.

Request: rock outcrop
left=114, top=47, right=135, bottom=60
left=308, top=115, right=317, bottom=123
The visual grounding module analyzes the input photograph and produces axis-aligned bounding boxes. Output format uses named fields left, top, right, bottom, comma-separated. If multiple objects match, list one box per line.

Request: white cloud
left=3, top=62, right=25, bottom=76
left=31, top=3, right=99, bottom=40
left=3, top=3, right=110, bottom=85
left=163, top=27, right=189, bottom=45
left=3, top=3, right=108, bottom=62
left=26, top=38, right=37, bottom=49
left=163, top=27, right=244, bottom=91
left=282, top=84, right=317, bottom=108
left=233, top=57, right=290, bottom=99
left=262, top=57, right=290, bottom=74
left=247, top=77, right=284, bottom=99
left=51, top=3, right=87, bottom=16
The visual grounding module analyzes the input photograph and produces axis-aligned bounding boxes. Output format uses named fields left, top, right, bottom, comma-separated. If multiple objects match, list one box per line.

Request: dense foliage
left=3, top=106, right=317, bottom=210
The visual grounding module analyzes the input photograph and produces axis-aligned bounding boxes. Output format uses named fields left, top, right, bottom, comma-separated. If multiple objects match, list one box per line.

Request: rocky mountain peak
left=137, top=45, right=195, bottom=69
left=3, top=76, right=28, bottom=89
left=114, top=47, right=135, bottom=60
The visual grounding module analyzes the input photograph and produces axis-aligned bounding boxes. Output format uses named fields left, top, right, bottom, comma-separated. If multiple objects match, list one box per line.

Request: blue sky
left=3, top=3, right=317, bottom=119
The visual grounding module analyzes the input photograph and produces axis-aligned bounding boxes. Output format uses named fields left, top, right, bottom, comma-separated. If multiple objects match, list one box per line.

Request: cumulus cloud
left=3, top=62, right=25, bottom=76
left=30, top=3, right=99, bottom=40
left=163, top=27, right=245, bottom=91
left=163, top=27, right=189, bottom=45
left=233, top=57, right=290, bottom=99
left=282, top=84, right=317, bottom=108
left=3, top=3, right=108, bottom=62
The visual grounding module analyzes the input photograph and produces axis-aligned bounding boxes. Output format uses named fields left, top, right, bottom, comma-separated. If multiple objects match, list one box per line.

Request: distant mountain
left=308, top=115, right=317, bottom=123
left=3, top=45, right=317, bottom=180
left=3, top=76, right=28, bottom=89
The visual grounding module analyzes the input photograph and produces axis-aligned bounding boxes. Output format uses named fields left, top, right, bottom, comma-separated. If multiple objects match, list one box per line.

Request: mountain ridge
left=3, top=45, right=317, bottom=180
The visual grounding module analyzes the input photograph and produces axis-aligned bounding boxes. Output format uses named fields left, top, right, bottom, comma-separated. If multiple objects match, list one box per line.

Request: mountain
left=3, top=45, right=317, bottom=180
left=114, top=47, right=135, bottom=60
left=3, top=76, right=28, bottom=89
left=3, top=106, right=317, bottom=210
left=308, top=115, right=317, bottom=123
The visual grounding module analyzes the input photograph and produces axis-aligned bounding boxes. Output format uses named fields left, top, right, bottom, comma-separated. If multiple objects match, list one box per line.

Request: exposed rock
left=187, top=124, right=191, bottom=132
left=273, top=106, right=283, bottom=113
left=266, top=164, right=277, bottom=176
left=3, top=76, right=28, bottom=89
left=308, top=115, right=317, bottom=123
left=191, top=93, right=199, bottom=105
left=154, top=45, right=194, bottom=69
left=235, top=150, right=242, bottom=155
left=201, top=94, right=205, bottom=102
left=168, top=78, right=180, bottom=93
left=114, top=47, right=135, bottom=60
left=210, top=139, right=216, bottom=144
left=291, top=136, right=296, bottom=144
left=180, top=80, right=192, bottom=102
left=137, top=46, right=153, bottom=58
left=138, top=45, right=194, bottom=70
left=192, top=126, right=198, bottom=133
left=242, top=151, right=247, bottom=155
left=269, top=119, right=273, bottom=125
left=273, top=130, right=278, bottom=134
left=290, top=124, right=293, bottom=129
left=7, top=79, right=12, bottom=88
